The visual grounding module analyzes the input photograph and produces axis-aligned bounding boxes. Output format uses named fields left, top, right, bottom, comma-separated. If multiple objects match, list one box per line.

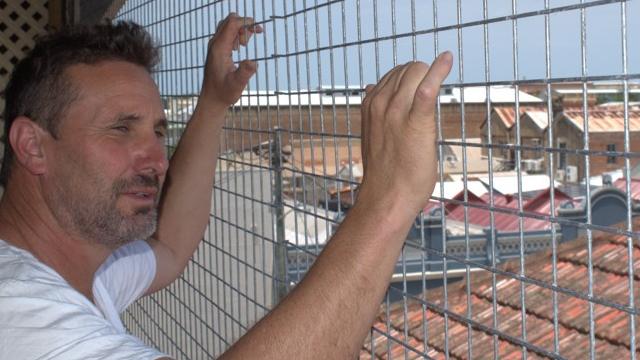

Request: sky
left=117, top=0, right=640, bottom=94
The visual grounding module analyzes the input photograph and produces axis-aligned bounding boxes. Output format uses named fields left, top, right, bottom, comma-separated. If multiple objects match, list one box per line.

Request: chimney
left=552, top=95, right=564, bottom=117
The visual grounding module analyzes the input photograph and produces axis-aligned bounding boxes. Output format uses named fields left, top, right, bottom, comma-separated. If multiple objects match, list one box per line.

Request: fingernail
left=440, top=51, right=453, bottom=61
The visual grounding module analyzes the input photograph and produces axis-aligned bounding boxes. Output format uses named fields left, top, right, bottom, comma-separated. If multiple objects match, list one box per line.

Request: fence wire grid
left=116, top=0, right=640, bottom=359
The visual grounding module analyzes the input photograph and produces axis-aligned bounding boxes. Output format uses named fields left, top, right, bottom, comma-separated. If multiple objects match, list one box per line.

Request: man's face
left=41, top=60, right=168, bottom=248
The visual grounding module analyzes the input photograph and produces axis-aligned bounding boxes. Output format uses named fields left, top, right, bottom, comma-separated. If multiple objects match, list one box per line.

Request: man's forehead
left=64, top=60, right=163, bottom=116
left=65, top=60, right=160, bottom=97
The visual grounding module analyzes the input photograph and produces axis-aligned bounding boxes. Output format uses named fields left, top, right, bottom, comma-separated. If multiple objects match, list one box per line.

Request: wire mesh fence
left=116, top=0, right=639, bottom=358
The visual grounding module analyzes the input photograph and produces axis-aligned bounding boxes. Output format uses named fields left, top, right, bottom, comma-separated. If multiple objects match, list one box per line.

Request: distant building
left=436, top=86, right=543, bottom=139
left=554, top=107, right=640, bottom=182
left=480, top=105, right=550, bottom=171
left=519, top=81, right=640, bottom=106
left=282, top=138, right=362, bottom=207
left=441, top=138, right=502, bottom=175
left=479, top=103, right=640, bottom=182
left=167, top=86, right=543, bottom=153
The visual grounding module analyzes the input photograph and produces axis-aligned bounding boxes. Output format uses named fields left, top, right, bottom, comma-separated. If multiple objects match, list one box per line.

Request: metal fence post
left=272, top=127, right=288, bottom=304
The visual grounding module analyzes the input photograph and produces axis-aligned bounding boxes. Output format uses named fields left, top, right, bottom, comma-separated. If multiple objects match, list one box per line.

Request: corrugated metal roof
left=364, top=228, right=640, bottom=358
left=526, top=110, right=551, bottom=131
left=444, top=187, right=575, bottom=232
left=562, top=109, right=640, bottom=133
left=614, top=177, right=640, bottom=201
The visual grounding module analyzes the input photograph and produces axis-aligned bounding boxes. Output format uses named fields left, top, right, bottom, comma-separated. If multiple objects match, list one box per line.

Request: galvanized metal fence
left=116, top=0, right=639, bottom=358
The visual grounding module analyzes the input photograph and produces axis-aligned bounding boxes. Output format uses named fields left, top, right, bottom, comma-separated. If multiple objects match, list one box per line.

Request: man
left=0, top=13, right=451, bottom=359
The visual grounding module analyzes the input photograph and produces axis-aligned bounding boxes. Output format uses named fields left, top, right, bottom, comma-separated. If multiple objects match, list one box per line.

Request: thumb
left=410, top=52, right=453, bottom=120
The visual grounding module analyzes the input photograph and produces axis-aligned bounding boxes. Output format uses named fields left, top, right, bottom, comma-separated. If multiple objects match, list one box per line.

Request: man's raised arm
left=146, top=14, right=262, bottom=293
left=220, top=54, right=453, bottom=359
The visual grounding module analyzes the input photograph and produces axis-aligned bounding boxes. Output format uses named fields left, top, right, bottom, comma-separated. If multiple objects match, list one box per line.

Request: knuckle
left=371, top=96, right=387, bottom=115
left=362, top=94, right=372, bottom=108
left=416, top=84, right=436, bottom=101
left=387, top=95, right=406, bottom=115
left=411, top=61, right=429, bottom=72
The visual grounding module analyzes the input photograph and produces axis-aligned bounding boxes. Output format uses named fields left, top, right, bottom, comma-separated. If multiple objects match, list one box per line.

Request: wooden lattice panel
left=0, top=0, right=49, bottom=123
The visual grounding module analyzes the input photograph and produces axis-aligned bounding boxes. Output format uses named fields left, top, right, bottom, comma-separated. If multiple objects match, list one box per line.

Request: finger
left=217, top=12, right=237, bottom=31
left=367, top=64, right=403, bottom=99
left=362, top=65, right=406, bottom=118
left=410, top=52, right=453, bottom=119
left=212, top=13, right=237, bottom=42
left=215, top=15, right=257, bottom=51
left=238, top=21, right=262, bottom=46
left=389, top=61, right=431, bottom=116
left=228, top=60, right=258, bottom=89
left=361, top=87, right=372, bottom=170
left=372, top=63, right=409, bottom=108
left=392, top=62, right=414, bottom=93
left=361, top=83, right=377, bottom=168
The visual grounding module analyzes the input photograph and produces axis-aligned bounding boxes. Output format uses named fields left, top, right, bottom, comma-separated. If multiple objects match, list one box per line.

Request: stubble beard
left=50, top=173, right=160, bottom=249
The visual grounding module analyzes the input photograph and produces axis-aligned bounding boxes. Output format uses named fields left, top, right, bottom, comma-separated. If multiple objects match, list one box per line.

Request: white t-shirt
left=0, top=239, right=168, bottom=359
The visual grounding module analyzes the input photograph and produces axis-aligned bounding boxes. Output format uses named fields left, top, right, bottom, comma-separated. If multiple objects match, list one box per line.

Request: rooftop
left=561, top=109, right=640, bottom=133
left=227, top=86, right=543, bottom=108
left=442, top=187, right=575, bottom=232
left=362, top=226, right=640, bottom=359
left=491, top=105, right=549, bottom=130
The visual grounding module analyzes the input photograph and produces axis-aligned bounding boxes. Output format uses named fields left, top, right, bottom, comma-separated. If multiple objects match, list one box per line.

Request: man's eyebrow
left=112, top=114, right=167, bottom=129
left=113, top=113, right=143, bottom=123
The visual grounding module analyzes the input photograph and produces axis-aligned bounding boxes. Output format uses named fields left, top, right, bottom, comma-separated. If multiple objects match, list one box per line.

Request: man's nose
left=133, top=132, right=169, bottom=177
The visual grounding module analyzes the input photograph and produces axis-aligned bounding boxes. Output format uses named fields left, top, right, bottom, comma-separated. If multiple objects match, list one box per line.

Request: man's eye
left=155, top=130, right=167, bottom=138
left=113, top=126, right=129, bottom=133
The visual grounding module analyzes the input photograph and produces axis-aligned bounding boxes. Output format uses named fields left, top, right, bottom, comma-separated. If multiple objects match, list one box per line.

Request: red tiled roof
left=562, top=109, right=640, bottom=133
left=363, top=230, right=640, bottom=359
left=614, top=177, right=640, bottom=201
left=444, top=188, right=575, bottom=232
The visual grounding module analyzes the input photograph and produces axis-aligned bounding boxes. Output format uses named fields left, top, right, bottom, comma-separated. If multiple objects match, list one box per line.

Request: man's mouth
left=114, top=175, right=161, bottom=206
left=122, top=188, right=158, bottom=202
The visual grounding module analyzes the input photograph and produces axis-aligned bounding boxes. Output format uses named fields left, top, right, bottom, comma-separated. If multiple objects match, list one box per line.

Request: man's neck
left=0, top=177, right=112, bottom=301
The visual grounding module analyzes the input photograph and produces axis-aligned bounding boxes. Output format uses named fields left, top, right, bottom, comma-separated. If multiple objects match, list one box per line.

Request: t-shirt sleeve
left=0, top=296, right=168, bottom=359
left=0, top=254, right=168, bottom=360
left=95, top=240, right=157, bottom=313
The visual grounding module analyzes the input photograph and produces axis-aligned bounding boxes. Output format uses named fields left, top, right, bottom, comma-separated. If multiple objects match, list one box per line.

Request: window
left=558, top=142, right=567, bottom=169
left=531, top=138, right=542, bottom=156
left=607, top=144, right=617, bottom=164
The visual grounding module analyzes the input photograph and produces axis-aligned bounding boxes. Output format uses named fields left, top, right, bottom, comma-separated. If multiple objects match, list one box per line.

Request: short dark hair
left=0, top=21, right=159, bottom=187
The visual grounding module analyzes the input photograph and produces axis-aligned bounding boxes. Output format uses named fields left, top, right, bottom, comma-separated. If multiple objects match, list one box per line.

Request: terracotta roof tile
left=365, top=230, right=640, bottom=358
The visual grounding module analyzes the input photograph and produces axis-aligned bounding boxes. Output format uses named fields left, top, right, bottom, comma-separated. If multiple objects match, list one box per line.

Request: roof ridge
left=470, top=290, right=635, bottom=351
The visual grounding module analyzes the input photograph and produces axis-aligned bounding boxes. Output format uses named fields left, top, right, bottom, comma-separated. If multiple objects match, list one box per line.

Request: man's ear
left=8, top=116, right=49, bottom=176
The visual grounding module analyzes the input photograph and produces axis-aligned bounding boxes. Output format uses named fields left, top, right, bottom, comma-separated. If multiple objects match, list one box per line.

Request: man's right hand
left=220, top=53, right=454, bottom=360
left=358, top=53, right=453, bottom=218
left=200, top=13, right=263, bottom=110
